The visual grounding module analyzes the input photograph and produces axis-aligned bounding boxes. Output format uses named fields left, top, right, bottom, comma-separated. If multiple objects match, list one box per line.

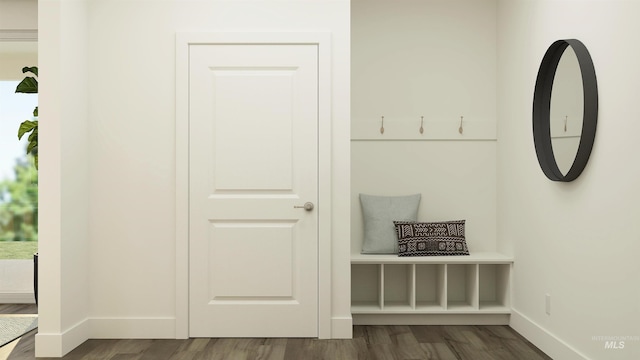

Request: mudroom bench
left=351, top=252, right=513, bottom=325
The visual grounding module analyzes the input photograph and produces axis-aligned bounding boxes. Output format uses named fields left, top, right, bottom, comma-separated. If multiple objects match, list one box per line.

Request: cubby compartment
left=415, top=264, right=445, bottom=311
left=351, top=264, right=381, bottom=312
left=383, top=264, right=414, bottom=310
left=479, top=264, right=511, bottom=311
left=446, top=264, right=478, bottom=311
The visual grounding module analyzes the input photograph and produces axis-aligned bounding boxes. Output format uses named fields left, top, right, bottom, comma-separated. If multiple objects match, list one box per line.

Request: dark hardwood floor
left=1, top=304, right=551, bottom=360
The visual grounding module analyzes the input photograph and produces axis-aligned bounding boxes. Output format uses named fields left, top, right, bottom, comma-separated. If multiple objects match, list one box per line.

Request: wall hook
left=380, top=116, right=385, bottom=134
left=458, top=116, right=464, bottom=134
left=419, top=116, right=424, bottom=134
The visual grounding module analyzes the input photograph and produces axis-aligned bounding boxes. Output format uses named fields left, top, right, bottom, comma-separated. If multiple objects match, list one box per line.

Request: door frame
left=175, top=32, right=332, bottom=339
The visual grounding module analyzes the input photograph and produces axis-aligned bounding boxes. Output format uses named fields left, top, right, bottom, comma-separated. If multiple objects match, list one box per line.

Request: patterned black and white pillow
left=393, top=220, right=469, bottom=256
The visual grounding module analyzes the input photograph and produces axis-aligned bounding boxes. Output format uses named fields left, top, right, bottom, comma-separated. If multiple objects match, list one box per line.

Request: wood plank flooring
left=0, top=304, right=37, bottom=315
left=1, top=304, right=551, bottom=360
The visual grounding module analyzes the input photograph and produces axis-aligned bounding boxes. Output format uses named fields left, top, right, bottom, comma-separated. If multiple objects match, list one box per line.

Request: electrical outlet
left=545, top=294, right=551, bottom=315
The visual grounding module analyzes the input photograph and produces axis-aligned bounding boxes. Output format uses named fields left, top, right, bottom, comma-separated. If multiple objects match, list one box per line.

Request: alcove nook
left=350, top=0, right=511, bottom=325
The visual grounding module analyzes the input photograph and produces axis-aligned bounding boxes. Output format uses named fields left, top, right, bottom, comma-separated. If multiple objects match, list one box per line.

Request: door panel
left=211, top=68, right=296, bottom=191
left=189, top=44, right=318, bottom=337
left=208, top=222, right=295, bottom=299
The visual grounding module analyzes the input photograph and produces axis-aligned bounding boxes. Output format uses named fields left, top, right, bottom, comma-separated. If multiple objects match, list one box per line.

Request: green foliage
left=16, top=66, right=38, bottom=169
left=0, top=157, right=38, bottom=243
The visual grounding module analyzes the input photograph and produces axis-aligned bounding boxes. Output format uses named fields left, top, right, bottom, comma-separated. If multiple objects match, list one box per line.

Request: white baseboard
left=510, top=309, right=590, bottom=360
left=35, top=318, right=90, bottom=358
left=35, top=317, right=175, bottom=357
left=35, top=316, right=349, bottom=355
left=331, top=316, right=353, bottom=339
left=0, top=291, right=35, bottom=304
left=89, top=317, right=176, bottom=339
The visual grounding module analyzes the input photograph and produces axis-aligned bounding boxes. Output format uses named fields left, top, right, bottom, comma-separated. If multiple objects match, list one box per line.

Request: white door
left=189, top=44, right=318, bottom=337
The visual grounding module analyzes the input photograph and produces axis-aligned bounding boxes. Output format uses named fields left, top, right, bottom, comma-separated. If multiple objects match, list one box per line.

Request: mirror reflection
left=549, top=46, right=583, bottom=175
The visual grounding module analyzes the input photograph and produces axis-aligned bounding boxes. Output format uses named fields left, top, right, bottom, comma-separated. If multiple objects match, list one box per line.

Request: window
left=0, top=43, right=38, bottom=260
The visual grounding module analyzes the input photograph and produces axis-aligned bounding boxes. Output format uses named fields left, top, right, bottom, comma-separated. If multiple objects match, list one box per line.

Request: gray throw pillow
left=359, top=194, right=421, bottom=254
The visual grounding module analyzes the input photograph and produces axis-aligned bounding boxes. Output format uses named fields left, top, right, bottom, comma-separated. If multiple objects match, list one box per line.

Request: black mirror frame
left=533, top=39, right=598, bottom=182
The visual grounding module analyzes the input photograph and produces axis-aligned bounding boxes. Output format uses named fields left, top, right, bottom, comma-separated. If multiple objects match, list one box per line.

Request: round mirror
left=533, top=39, right=598, bottom=182
left=550, top=46, right=583, bottom=174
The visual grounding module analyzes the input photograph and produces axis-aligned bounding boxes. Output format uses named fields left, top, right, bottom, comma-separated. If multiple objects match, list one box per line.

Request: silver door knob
left=294, top=202, right=314, bottom=211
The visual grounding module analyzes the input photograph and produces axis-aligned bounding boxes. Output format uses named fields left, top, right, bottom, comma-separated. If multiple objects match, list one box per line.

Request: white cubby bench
left=351, top=252, right=513, bottom=325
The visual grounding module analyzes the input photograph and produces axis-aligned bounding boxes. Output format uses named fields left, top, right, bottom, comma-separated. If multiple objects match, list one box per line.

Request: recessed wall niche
left=351, top=0, right=499, bottom=255
left=350, top=0, right=508, bottom=325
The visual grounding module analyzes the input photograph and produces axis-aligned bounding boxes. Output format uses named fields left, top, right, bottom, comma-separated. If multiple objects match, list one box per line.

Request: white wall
left=36, top=0, right=97, bottom=356
left=37, top=0, right=350, bottom=356
left=351, top=0, right=498, bottom=254
left=497, top=1, right=640, bottom=359
left=87, top=0, right=350, bottom=332
left=0, top=0, right=37, bottom=31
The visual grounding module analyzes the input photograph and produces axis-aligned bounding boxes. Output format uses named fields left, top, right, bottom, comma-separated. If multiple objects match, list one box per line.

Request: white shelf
left=351, top=252, right=513, bottom=323
left=381, top=302, right=413, bottom=312
left=447, top=302, right=476, bottom=311
left=351, top=301, right=381, bottom=313
left=479, top=301, right=511, bottom=313
left=415, top=301, right=445, bottom=312
left=351, top=252, right=513, bottom=264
